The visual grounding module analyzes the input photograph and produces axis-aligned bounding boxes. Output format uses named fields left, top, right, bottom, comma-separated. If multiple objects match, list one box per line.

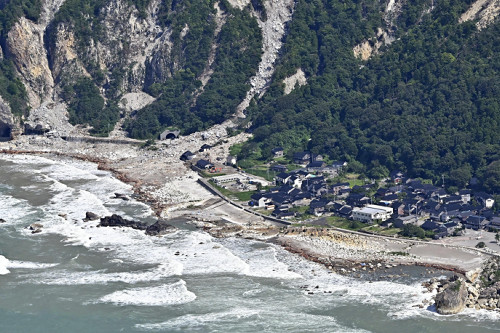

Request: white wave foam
left=29, top=262, right=182, bottom=285
left=0, top=255, right=11, bottom=275
left=136, top=308, right=370, bottom=333
left=98, top=280, right=196, bottom=306
left=136, top=308, right=261, bottom=331
left=219, top=238, right=302, bottom=279
left=0, top=255, right=58, bottom=275
left=0, top=194, right=38, bottom=224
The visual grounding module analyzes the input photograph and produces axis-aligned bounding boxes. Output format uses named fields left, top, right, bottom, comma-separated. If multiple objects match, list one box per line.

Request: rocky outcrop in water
left=99, top=214, right=147, bottom=230
left=99, top=214, right=177, bottom=236
left=145, top=220, right=176, bottom=236
left=430, top=258, right=500, bottom=313
left=435, top=276, right=468, bottom=314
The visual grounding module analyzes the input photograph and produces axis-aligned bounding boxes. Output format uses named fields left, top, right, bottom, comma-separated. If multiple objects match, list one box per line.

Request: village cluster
left=181, top=145, right=499, bottom=240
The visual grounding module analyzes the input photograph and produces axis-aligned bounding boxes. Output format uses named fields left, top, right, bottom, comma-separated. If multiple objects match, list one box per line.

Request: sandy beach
left=0, top=125, right=497, bottom=277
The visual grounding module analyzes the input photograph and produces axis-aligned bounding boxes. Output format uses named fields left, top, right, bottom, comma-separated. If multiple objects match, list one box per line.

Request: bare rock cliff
left=0, top=96, right=18, bottom=139
left=6, top=17, right=54, bottom=108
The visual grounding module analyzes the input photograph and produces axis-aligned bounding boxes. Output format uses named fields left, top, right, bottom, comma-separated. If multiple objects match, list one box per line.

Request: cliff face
left=0, top=96, right=18, bottom=139
left=6, top=17, right=54, bottom=108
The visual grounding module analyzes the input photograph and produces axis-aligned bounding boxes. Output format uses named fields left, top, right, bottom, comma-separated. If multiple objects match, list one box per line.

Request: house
left=306, top=161, right=326, bottom=171
left=488, top=217, right=500, bottom=231
left=250, top=193, right=270, bottom=208
left=309, top=199, right=332, bottom=216
left=394, top=215, right=418, bottom=228
left=475, top=192, right=495, bottom=209
left=272, top=209, right=295, bottom=219
left=421, top=220, right=440, bottom=231
left=352, top=205, right=393, bottom=224
left=346, top=193, right=370, bottom=206
left=391, top=201, right=405, bottom=217
left=290, top=192, right=312, bottom=206
left=293, top=151, right=311, bottom=165
left=311, top=154, right=323, bottom=162
left=379, top=194, right=399, bottom=205
left=464, top=215, right=488, bottom=230
left=199, top=144, right=212, bottom=152
left=271, top=147, right=284, bottom=158
left=442, top=221, right=461, bottom=234
left=196, top=159, right=213, bottom=170
left=459, top=189, right=471, bottom=204
left=270, top=164, right=287, bottom=173
left=337, top=205, right=353, bottom=218
left=390, top=170, right=405, bottom=184
left=180, top=151, right=196, bottom=161
left=275, top=172, right=290, bottom=184
left=443, top=195, right=463, bottom=205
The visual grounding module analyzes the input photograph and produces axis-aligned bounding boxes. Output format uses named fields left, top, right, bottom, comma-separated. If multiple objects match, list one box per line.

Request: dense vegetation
left=0, top=0, right=41, bottom=38
left=63, top=77, right=119, bottom=135
left=126, top=0, right=262, bottom=137
left=238, top=0, right=500, bottom=193
left=0, top=0, right=40, bottom=116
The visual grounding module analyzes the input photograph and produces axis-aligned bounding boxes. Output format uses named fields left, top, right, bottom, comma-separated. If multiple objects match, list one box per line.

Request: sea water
left=0, top=154, right=499, bottom=333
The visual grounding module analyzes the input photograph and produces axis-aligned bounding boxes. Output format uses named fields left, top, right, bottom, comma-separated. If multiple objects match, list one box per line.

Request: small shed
left=180, top=151, right=196, bottom=161
left=196, top=159, right=213, bottom=169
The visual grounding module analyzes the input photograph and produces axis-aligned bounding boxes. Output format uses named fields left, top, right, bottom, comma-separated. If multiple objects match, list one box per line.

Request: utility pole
left=442, top=174, right=445, bottom=188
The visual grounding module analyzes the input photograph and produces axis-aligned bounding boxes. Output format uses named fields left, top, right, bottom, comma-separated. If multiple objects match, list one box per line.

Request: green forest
left=0, top=0, right=39, bottom=116
left=126, top=0, right=262, bottom=137
left=236, top=0, right=500, bottom=193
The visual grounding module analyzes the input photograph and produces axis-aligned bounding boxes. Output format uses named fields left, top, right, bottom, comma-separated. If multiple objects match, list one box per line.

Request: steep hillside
left=240, top=0, right=500, bottom=192
left=0, top=0, right=499, bottom=191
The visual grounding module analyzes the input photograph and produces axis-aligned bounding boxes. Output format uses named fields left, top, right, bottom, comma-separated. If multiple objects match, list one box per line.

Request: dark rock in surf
left=99, top=214, right=146, bottom=230
left=145, top=220, right=176, bottom=236
left=84, top=212, right=100, bottom=222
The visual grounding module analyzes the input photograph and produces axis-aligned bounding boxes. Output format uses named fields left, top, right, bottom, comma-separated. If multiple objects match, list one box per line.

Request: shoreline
left=0, top=141, right=495, bottom=277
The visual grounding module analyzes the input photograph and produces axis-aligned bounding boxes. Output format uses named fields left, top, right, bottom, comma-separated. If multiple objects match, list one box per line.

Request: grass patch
left=245, top=167, right=276, bottom=181
left=326, top=216, right=365, bottom=230
left=389, top=251, right=409, bottom=256
left=211, top=183, right=253, bottom=202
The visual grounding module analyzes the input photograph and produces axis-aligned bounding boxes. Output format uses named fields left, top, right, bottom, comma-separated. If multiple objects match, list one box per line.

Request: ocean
left=0, top=154, right=499, bottom=333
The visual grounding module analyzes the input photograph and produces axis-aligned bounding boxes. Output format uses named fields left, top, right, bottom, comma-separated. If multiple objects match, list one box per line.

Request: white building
left=352, top=204, right=393, bottom=224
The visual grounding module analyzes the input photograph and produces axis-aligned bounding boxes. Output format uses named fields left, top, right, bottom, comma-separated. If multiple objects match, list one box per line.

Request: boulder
left=465, top=268, right=482, bottom=283
left=145, top=220, right=176, bottom=236
left=29, top=223, right=43, bottom=230
left=0, top=218, right=6, bottom=223
left=435, top=279, right=468, bottom=315
left=84, top=212, right=99, bottom=222
left=479, top=287, right=498, bottom=299
left=113, top=193, right=130, bottom=201
left=99, top=214, right=146, bottom=230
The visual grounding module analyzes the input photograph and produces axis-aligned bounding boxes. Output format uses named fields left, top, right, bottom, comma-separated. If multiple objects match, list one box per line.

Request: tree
left=400, top=224, right=426, bottom=239
left=476, top=241, right=486, bottom=249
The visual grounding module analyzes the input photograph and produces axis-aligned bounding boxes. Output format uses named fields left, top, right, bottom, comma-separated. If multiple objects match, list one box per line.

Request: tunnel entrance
left=0, top=121, right=11, bottom=141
